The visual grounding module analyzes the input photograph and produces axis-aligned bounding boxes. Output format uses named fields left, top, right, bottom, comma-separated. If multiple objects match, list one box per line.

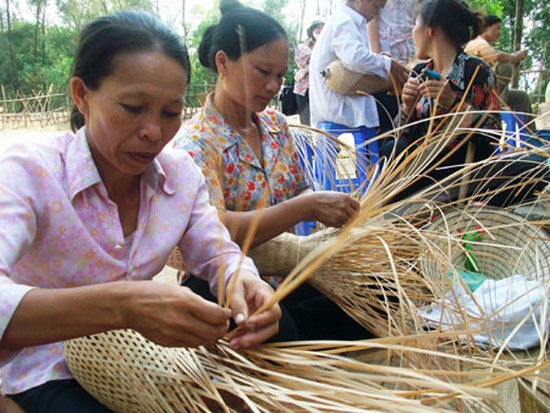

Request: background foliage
left=0, top=0, right=548, bottom=104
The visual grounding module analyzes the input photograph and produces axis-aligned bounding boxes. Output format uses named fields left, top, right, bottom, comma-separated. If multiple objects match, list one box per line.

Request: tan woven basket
left=64, top=328, right=494, bottom=412
left=419, top=206, right=550, bottom=294
left=324, top=59, right=391, bottom=95
left=518, top=378, right=550, bottom=413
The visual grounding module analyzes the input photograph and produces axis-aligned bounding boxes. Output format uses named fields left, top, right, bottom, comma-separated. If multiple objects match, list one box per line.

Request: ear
left=70, top=77, right=90, bottom=118
left=214, top=50, right=230, bottom=77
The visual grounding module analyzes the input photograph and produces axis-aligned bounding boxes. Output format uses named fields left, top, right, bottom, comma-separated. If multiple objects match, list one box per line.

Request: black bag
left=279, top=83, right=298, bottom=116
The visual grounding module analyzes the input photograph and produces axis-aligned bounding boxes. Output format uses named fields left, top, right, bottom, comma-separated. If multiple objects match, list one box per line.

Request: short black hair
left=417, top=0, right=482, bottom=47
left=70, top=10, right=190, bottom=131
left=483, top=15, right=502, bottom=28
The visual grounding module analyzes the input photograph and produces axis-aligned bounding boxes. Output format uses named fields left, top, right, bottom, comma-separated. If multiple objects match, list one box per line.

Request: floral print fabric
left=174, top=94, right=309, bottom=213
left=399, top=51, right=501, bottom=150
left=0, top=129, right=257, bottom=394
left=293, top=39, right=315, bottom=96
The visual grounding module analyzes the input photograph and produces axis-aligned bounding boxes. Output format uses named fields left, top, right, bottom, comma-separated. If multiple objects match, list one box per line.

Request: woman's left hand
left=226, top=271, right=281, bottom=350
left=420, top=79, right=457, bottom=110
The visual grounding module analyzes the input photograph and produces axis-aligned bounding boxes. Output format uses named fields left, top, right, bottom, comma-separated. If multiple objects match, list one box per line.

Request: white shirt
left=309, top=5, right=391, bottom=128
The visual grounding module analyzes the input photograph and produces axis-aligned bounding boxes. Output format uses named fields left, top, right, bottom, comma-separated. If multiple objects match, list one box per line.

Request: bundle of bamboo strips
left=65, top=328, right=550, bottom=412
left=66, top=110, right=550, bottom=412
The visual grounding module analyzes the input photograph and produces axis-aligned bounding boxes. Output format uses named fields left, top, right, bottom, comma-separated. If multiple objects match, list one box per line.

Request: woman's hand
left=401, top=76, right=421, bottom=116
left=122, top=281, right=231, bottom=347
left=302, top=191, right=360, bottom=228
left=225, top=271, right=281, bottom=350
left=420, top=78, right=457, bottom=110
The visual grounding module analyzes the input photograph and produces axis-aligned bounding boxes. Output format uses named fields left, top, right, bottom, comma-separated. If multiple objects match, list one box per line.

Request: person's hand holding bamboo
left=224, top=270, right=281, bottom=350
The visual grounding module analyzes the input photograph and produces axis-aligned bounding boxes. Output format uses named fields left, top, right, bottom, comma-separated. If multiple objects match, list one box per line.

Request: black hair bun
left=220, top=0, right=243, bottom=15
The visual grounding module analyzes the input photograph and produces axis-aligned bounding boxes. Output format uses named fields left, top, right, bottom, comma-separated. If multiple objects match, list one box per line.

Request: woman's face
left=72, top=50, right=188, bottom=179
left=484, top=22, right=502, bottom=43
left=412, top=16, right=430, bottom=59
left=220, top=37, right=289, bottom=113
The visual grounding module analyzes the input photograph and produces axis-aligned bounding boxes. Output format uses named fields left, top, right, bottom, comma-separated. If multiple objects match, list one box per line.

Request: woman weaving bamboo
left=174, top=0, right=371, bottom=340
left=0, top=11, right=281, bottom=412
left=379, top=0, right=549, bottom=206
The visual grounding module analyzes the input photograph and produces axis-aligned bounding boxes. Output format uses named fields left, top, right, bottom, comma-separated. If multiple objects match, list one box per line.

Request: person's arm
left=3, top=281, right=231, bottom=349
left=175, top=159, right=281, bottom=348
left=176, top=121, right=359, bottom=249
left=474, top=42, right=527, bottom=64
left=367, top=15, right=381, bottom=54
left=0, top=147, right=231, bottom=351
left=494, top=49, right=527, bottom=64
left=332, top=16, right=390, bottom=77
left=221, top=189, right=359, bottom=248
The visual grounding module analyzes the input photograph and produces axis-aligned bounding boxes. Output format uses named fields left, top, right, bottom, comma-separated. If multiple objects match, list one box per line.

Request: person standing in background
left=367, top=0, right=417, bottom=64
left=465, top=15, right=533, bottom=121
left=367, top=0, right=418, bottom=133
left=309, top=0, right=408, bottom=160
left=293, top=18, right=324, bottom=125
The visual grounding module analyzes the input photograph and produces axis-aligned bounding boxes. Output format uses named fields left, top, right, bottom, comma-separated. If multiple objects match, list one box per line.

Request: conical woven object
left=419, top=206, right=550, bottom=292
left=324, top=59, right=391, bottom=95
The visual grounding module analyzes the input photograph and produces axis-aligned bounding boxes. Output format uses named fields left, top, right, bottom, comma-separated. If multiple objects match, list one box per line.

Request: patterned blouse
left=0, top=129, right=257, bottom=394
left=293, top=39, right=315, bottom=96
left=399, top=51, right=500, bottom=154
left=174, top=94, right=309, bottom=212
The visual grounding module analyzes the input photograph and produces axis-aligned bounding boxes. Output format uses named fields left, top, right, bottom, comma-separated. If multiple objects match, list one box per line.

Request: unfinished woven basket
left=325, top=59, right=391, bottom=95
left=63, top=329, right=499, bottom=412
left=419, top=206, right=550, bottom=294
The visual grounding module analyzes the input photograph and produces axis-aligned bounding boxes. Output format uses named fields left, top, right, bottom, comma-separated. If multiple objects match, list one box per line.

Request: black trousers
left=8, top=379, right=111, bottom=413
left=185, top=276, right=372, bottom=342
left=295, top=91, right=311, bottom=126
left=379, top=137, right=549, bottom=207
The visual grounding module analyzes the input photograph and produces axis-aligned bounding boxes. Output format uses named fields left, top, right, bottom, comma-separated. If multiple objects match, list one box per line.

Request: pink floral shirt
left=0, top=129, right=257, bottom=395
left=174, top=94, right=309, bottom=212
left=293, top=39, right=315, bottom=96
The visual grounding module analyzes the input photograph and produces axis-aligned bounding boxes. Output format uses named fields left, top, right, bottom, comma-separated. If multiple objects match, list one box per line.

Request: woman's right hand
left=301, top=191, right=360, bottom=228
left=121, top=281, right=231, bottom=347
left=401, top=76, right=421, bottom=116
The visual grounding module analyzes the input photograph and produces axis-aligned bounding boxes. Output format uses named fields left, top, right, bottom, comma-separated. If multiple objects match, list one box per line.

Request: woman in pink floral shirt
left=293, top=19, right=324, bottom=125
left=0, top=11, right=281, bottom=412
left=175, top=0, right=371, bottom=342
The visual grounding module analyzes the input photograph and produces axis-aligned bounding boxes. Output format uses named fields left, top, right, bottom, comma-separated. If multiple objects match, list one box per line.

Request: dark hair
left=306, top=21, right=323, bottom=40
left=417, top=0, right=482, bottom=47
left=483, top=15, right=502, bottom=29
left=70, top=10, right=191, bottom=132
left=198, top=0, right=287, bottom=72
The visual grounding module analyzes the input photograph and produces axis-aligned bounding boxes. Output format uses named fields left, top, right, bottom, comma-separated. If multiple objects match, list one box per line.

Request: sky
left=10, top=0, right=324, bottom=40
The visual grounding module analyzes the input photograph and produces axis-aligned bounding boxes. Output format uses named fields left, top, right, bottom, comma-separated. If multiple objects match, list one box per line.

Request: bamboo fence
left=0, top=85, right=70, bottom=129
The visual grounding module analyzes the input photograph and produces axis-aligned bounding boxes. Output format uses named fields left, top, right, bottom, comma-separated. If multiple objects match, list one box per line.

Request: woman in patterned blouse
left=175, top=0, right=371, bottom=341
left=1, top=11, right=281, bottom=412
left=379, top=0, right=548, bottom=206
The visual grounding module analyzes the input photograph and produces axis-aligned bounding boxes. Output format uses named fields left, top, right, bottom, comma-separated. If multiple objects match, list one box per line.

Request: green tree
left=55, top=0, right=154, bottom=32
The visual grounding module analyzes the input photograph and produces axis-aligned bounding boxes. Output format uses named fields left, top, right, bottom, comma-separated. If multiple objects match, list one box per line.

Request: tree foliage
left=0, top=0, right=548, bottom=100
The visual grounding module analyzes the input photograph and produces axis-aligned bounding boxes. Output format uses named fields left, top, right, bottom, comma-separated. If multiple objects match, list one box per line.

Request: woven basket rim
left=419, top=206, right=550, bottom=283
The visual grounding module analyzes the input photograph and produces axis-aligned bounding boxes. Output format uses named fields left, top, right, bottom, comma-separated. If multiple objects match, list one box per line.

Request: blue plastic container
left=315, top=121, right=378, bottom=193
left=500, top=112, right=530, bottom=150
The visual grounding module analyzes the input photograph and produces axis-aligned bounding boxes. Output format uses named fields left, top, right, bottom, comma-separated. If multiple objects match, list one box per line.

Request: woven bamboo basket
left=324, top=59, right=391, bottom=95
left=64, top=326, right=521, bottom=412
left=419, top=206, right=550, bottom=292
left=518, top=378, right=550, bottom=413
